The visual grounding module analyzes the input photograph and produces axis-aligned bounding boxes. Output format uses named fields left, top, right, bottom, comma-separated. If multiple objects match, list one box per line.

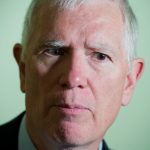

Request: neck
left=26, top=119, right=101, bottom=150
left=44, top=141, right=100, bottom=150
left=31, top=135, right=100, bottom=150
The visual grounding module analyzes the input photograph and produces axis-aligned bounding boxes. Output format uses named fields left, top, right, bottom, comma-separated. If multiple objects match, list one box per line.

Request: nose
left=59, top=51, right=88, bottom=89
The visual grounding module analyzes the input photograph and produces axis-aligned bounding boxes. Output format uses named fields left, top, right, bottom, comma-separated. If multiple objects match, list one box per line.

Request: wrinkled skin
left=14, top=1, right=144, bottom=150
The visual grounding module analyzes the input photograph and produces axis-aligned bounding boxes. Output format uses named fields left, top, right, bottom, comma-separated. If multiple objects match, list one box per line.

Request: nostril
left=78, top=85, right=84, bottom=89
left=61, top=83, right=68, bottom=88
left=61, top=82, right=84, bottom=89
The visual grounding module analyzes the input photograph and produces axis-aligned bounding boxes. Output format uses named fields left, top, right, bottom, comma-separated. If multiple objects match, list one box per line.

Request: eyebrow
left=86, top=41, right=114, bottom=51
left=85, top=41, right=119, bottom=59
left=40, top=40, right=67, bottom=48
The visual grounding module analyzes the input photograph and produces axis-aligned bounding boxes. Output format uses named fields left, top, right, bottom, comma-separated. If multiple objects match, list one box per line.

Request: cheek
left=24, top=60, right=48, bottom=118
left=25, top=56, right=57, bottom=93
left=25, top=58, right=62, bottom=116
left=90, top=72, right=125, bottom=126
left=93, top=71, right=125, bottom=100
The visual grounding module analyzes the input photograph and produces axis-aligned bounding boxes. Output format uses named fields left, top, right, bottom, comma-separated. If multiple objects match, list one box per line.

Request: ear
left=122, top=58, right=144, bottom=106
left=13, top=43, right=26, bottom=93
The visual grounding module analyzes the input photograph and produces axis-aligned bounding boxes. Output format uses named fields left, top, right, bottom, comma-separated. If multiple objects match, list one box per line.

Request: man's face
left=21, top=1, right=130, bottom=148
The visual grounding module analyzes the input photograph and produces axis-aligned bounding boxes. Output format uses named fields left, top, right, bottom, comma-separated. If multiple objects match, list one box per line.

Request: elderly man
left=0, top=0, right=144, bottom=150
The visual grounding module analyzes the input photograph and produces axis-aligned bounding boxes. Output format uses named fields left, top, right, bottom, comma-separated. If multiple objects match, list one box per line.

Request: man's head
left=13, top=0, right=144, bottom=149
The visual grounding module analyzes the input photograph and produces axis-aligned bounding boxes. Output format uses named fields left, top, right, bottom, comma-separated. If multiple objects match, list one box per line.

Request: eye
left=42, top=47, right=66, bottom=56
left=92, top=52, right=111, bottom=62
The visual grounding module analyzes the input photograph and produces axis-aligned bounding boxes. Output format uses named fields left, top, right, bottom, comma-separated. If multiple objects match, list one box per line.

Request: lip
left=51, top=104, right=89, bottom=115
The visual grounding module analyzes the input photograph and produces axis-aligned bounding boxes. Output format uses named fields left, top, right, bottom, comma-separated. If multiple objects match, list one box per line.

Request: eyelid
left=39, top=44, right=71, bottom=57
left=95, top=47, right=114, bottom=60
left=93, top=51, right=112, bottom=61
left=87, top=47, right=111, bottom=56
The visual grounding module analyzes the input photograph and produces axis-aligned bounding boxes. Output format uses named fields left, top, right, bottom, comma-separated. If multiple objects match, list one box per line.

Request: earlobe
left=13, top=44, right=26, bottom=93
left=122, top=58, right=144, bottom=106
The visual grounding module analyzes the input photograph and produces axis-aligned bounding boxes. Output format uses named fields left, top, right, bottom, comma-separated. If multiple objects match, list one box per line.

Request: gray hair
left=21, top=0, right=138, bottom=64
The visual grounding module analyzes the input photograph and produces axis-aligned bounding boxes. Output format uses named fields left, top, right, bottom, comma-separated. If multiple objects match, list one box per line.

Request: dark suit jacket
left=0, top=112, right=109, bottom=150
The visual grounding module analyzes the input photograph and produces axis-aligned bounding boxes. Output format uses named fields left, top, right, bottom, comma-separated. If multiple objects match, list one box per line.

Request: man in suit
left=0, top=0, right=144, bottom=150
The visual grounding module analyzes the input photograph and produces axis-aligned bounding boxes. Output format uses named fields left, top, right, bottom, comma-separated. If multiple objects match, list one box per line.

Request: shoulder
left=0, top=112, right=25, bottom=149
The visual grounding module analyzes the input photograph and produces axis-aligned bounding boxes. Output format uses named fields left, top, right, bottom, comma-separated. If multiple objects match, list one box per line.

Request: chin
left=51, top=120, right=93, bottom=147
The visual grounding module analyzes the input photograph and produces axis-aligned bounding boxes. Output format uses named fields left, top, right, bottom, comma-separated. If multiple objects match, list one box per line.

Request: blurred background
left=0, top=0, right=149, bottom=149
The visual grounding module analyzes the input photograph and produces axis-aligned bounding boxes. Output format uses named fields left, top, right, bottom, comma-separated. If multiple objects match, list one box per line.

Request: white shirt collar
left=99, top=142, right=103, bottom=150
left=18, top=114, right=36, bottom=150
left=18, top=114, right=103, bottom=150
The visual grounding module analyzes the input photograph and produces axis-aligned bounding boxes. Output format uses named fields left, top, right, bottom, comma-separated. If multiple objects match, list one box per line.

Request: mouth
left=50, top=104, right=90, bottom=115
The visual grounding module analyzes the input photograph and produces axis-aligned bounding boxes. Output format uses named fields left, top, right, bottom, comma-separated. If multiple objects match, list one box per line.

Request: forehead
left=37, top=1, right=123, bottom=28
left=29, top=1, right=124, bottom=50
